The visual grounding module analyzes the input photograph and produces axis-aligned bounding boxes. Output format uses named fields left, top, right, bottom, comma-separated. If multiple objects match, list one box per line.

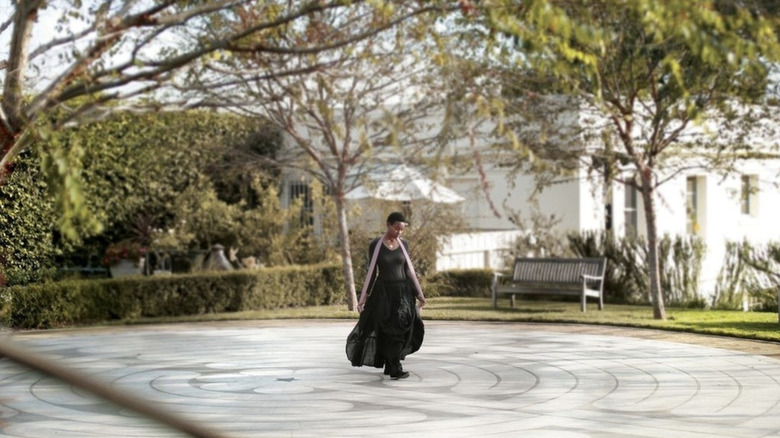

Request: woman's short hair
left=386, top=211, right=407, bottom=225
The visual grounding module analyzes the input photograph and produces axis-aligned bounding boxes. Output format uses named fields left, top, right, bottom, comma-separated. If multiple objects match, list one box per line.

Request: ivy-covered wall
left=0, top=154, right=59, bottom=286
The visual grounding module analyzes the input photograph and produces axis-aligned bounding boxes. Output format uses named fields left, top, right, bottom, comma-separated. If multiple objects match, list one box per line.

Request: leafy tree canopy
left=459, top=0, right=780, bottom=320
left=0, top=109, right=282, bottom=284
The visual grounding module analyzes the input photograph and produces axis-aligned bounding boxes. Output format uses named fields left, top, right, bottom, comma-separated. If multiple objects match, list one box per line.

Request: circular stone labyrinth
left=2, top=321, right=780, bottom=438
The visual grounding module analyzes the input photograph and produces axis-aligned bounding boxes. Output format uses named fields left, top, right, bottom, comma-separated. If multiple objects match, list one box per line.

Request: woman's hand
left=357, top=296, right=367, bottom=313
left=417, top=295, right=426, bottom=308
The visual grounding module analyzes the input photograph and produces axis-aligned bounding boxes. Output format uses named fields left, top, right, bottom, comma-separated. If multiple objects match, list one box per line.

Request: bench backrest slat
left=511, top=257, right=605, bottom=284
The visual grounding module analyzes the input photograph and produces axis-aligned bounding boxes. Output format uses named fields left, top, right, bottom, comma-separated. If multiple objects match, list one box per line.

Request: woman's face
left=386, top=221, right=406, bottom=238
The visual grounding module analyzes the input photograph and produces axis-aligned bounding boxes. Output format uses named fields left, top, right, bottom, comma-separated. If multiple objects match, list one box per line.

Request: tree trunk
left=0, top=2, right=35, bottom=184
left=639, top=169, right=666, bottom=320
left=335, top=195, right=358, bottom=311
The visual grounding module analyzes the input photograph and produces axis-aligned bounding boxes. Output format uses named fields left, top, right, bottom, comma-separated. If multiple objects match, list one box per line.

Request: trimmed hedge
left=1, top=264, right=344, bottom=329
left=427, top=269, right=494, bottom=298
left=0, top=265, right=496, bottom=329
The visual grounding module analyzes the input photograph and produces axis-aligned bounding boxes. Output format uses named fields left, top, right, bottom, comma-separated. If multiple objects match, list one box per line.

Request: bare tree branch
left=175, top=6, right=458, bottom=309
left=0, top=0, right=458, bottom=189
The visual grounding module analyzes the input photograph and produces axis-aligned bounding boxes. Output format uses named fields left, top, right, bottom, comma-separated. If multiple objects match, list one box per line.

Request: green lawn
left=123, top=297, right=780, bottom=343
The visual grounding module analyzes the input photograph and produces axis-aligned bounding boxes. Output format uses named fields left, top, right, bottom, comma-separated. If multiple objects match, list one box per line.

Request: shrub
left=567, top=231, right=645, bottom=303
left=102, top=239, right=147, bottom=267
left=567, top=231, right=705, bottom=306
left=658, top=234, right=706, bottom=307
left=749, top=288, right=778, bottom=312
left=0, top=154, right=59, bottom=286
left=2, top=264, right=343, bottom=329
left=427, top=269, right=494, bottom=298
left=713, top=240, right=780, bottom=311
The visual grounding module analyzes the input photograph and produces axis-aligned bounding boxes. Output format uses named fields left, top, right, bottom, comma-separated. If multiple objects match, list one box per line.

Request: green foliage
left=60, top=110, right=278, bottom=240
left=567, top=231, right=706, bottom=306
left=713, top=240, right=780, bottom=310
left=14, top=295, right=780, bottom=343
left=568, top=231, right=645, bottom=304
left=0, top=154, right=59, bottom=286
left=119, top=174, right=324, bottom=268
left=172, top=179, right=245, bottom=249
left=0, top=110, right=285, bottom=285
left=658, top=235, right=706, bottom=308
left=207, top=125, right=283, bottom=207
left=748, top=288, right=778, bottom=313
left=3, top=264, right=343, bottom=329
left=257, top=181, right=334, bottom=266
left=24, top=102, right=282, bottom=248
left=427, top=269, right=494, bottom=298
left=485, top=0, right=779, bottom=103
left=209, top=178, right=341, bottom=266
left=715, top=241, right=748, bottom=309
left=480, top=0, right=780, bottom=319
left=38, top=127, right=103, bottom=241
left=102, top=240, right=147, bottom=267
left=0, top=104, right=328, bottom=284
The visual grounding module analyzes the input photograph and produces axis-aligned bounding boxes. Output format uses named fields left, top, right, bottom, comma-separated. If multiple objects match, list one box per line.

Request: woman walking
left=346, top=212, right=426, bottom=380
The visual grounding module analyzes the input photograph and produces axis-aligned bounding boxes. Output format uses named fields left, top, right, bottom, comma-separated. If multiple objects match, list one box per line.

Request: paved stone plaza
left=2, top=320, right=780, bottom=437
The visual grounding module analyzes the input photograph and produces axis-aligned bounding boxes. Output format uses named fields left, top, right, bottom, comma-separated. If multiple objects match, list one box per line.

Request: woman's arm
left=357, top=238, right=380, bottom=311
left=401, top=240, right=426, bottom=307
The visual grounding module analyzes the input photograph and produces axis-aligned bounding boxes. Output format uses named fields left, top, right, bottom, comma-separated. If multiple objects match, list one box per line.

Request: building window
left=288, top=181, right=314, bottom=226
left=624, top=185, right=638, bottom=237
left=740, top=175, right=758, bottom=216
left=686, top=176, right=698, bottom=234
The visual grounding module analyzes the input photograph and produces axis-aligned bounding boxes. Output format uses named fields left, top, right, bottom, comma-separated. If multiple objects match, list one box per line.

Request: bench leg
left=492, top=287, right=497, bottom=309
left=510, top=294, right=516, bottom=308
left=581, top=289, right=587, bottom=312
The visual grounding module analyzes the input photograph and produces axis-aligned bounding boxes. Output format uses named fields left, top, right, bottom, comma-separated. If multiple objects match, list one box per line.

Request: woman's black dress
left=346, top=238, right=424, bottom=369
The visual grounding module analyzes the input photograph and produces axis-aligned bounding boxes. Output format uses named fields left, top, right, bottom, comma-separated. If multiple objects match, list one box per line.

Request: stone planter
left=110, top=258, right=140, bottom=278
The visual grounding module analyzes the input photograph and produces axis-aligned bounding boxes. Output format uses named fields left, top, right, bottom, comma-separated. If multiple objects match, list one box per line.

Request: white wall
left=537, top=176, right=583, bottom=232
left=687, top=164, right=780, bottom=296
left=278, top=98, right=780, bottom=296
left=448, top=165, right=587, bottom=233
left=606, top=161, right=780, bottom=298
left=445, top=156, right=780, bottom=299
left=436, top=230, right=525, bottom=271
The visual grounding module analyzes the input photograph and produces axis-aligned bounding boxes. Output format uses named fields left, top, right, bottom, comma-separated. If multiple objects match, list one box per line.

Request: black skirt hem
left=346, top=278, right=424, bottom=368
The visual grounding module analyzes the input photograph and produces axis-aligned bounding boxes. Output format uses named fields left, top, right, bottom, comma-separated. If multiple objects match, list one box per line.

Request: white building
left=444, top=156, right=780, bottom=295
left=437, top=98, right=780, bottom=300
left=278, top=97, right=780, bottom=301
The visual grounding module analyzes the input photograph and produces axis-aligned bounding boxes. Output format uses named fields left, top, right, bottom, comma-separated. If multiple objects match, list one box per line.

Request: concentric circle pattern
left=2, top=321, right=780, bottom=437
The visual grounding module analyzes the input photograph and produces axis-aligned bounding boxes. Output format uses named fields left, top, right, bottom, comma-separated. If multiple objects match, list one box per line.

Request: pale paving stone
left=1, top=320, right=780, bottom=437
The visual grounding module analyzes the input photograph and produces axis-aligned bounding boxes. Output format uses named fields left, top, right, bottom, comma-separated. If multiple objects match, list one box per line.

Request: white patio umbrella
left=345, top=164, right=465, bottom=204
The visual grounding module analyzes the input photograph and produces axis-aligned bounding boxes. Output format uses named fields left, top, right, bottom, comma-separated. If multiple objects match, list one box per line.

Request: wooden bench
left=492, top=257, right=607, bottom=312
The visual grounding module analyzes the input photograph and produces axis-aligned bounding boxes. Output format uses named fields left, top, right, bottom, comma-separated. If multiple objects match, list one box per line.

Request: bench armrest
left=581, top=275, right=603, bottom=281
left=492, top=272, right=511, bottom=291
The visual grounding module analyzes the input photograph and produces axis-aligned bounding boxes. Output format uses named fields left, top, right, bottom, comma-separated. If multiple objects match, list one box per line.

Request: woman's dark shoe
left=383, top=363, right=391, bottom=375
left=390, top=371, right=410, bottom=380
